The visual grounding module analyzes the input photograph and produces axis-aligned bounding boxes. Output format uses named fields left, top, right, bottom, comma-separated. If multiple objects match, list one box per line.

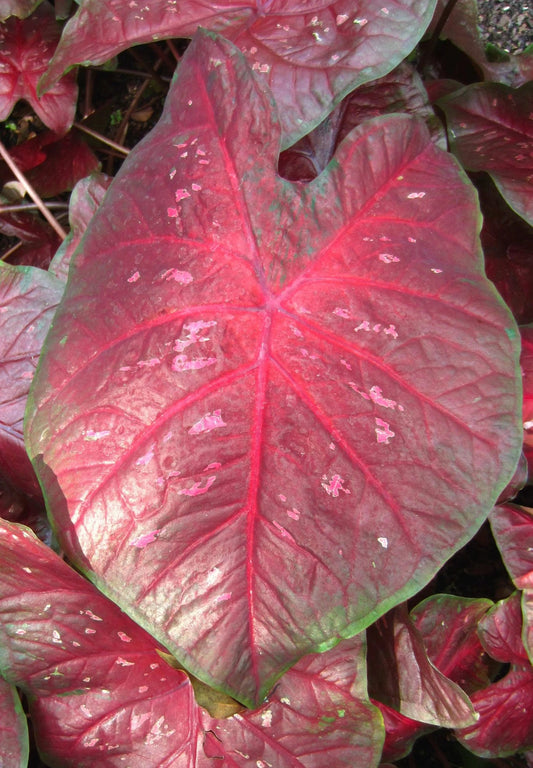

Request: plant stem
left=73, top=123, right=130, bottom=156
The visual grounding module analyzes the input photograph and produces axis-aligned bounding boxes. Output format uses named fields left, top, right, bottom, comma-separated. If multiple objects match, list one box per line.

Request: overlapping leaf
left=0, top=677, right=28, bottom=768
left=0, top=0, right=42, bottom=20
left=438, top=82, right=533, bottom=226
left=0, top=1, right=78, bottom=134
left=40, top=0, right=438, bottom=147
left=26, top=31, right=522, bottom=706
left=279, top=61, right=445, bottom=182
left=490, top=503, right=533, bottom=662
left=0, top=520, right=383, bottom=767
left=455, top=593, right=533, bottom=758
left=367, top=603, right=477, bottom=728
left=0, top=263, right=64, bottom=496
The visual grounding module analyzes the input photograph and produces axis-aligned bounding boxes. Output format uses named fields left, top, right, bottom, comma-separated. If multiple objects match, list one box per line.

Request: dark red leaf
left=438, top=82, right=533, bottom=227
left=279, top=62, right=445, bottom=182
left=374, top=701, right=434, bottom=763
left=40, top=0, right=438, bottom=147
left=490, top=502, right=533, bottom=663
left=0, top=1, right=78, bottom=134
left=0, top=130, right=100, bottom=199
left=367, top=603, right=476, bottom=727
left=0, top=263, right=64, bottom=496
left=0, top=519, right=384, bottom=766
left=26, top=31, right=522, bottom=706
left=0, top=204, right=61, bottom=269
left=474, top=174, right=533, bottom=326
left=455, top=593, right=533, bottom=758
left=410, top=594, right=493, bottom=694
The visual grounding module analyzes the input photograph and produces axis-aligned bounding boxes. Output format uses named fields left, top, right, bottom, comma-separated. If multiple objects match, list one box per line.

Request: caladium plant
left=0, top=0, right=532, bottom=766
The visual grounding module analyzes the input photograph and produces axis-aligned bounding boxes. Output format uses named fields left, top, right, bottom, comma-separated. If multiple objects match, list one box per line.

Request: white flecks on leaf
left=188, top=409, right=226, bottom=435
left=321, top=473, right=350, bottom=497
left=378, top=536, right=389, bottom=549
left=375, top=418, right=395, bottom=444
left=131, top=529, right=161, bottom=548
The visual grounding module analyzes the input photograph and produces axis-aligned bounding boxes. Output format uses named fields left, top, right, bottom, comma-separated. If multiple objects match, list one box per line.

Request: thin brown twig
left=166, top=39, right=181, bottom=64
left=0, top=140, right=68, bottom=240
left=73, top=122, right=130, bottom=156
left=0, top=202, right=69, bottom=214
left=0, top=240, right=24, bottom=262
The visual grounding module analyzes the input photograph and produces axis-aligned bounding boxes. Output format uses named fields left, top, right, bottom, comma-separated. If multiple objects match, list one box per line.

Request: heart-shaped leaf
left=0, top=519, right=384, bottom=767
left=40, top=0, right=438, bottom=147
left=0, top=1, right=78, bottom=134
left=438, top=82, right=533, bottom=227
left=26, top=30, right=522, bottom=706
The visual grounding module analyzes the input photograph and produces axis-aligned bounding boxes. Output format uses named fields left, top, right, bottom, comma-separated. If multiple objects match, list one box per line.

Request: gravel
left=477, top=0, right=532, bottom=53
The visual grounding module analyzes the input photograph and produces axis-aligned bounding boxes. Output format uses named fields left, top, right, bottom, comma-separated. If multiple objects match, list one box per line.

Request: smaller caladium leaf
left=49, top=172, right=112, bottom=282
left=0, top=676, right=29, bottom=768
left=40, top=0, right=438, bottom=147
left=0, top=0, right=42, bottom=20
left=0, top=519, right=203, bottom=768
left=490, top=502, right=533, bottom=662
left=0, top=519, right=384, bottom=767
left=0, top=202, right=60, bottom=269
left=279, top=62, right=445, bottom=181
left=455, top=593, right=533, bottom=758
left=521, top=325, right=533, bottom=479
left=0, top=130, right=100, bottom=199
left=202, top=635, right=384, bottom=768
left=0, top=1, right=78, bottom=134
left=0, top=262, right=64, bottom=496
left=367, top=603, right=477, bottom=728
left=438, top=82, right=533, bottom=227
left=410, top=594, right=493, bottom=695
left=474, top=174, right=533, bottom=326
left=373, top=701, right=434, bottom=763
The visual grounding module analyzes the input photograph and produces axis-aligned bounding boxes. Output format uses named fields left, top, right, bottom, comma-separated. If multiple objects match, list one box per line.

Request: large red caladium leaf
left=0, top=1, right=77, bottom=134
left=0, top=263, right=64, bottom=496
left=490, top=503, right=533, bottom=662
left=0, top=520, right=384, bottom=767
left=26, top=31, right=522, bottom=706
left=438, top=82, right=533, bottom=227
left=0, top=677, right=28, bottom=768
left=455, top=593, right=533, bottom=758
left=40, top=0, right=437, bottom=147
